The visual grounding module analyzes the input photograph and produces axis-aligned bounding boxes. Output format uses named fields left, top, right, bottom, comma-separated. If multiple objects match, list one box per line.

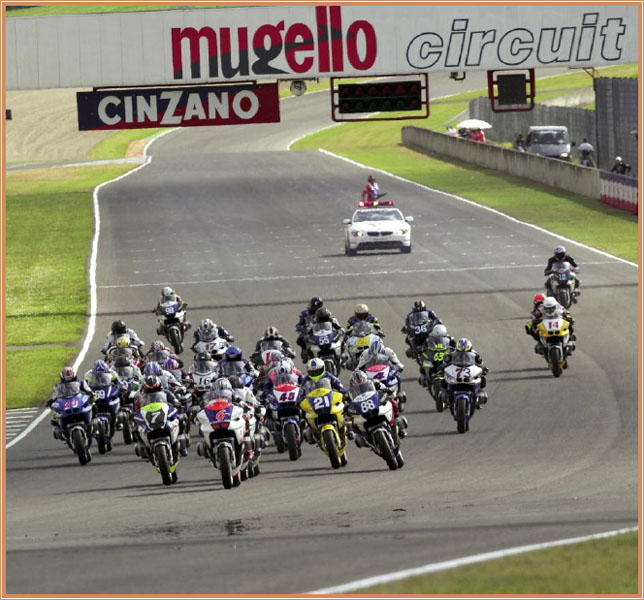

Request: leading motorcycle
left=156, top=300, right=189, bottom=355
left=546, top=261, right=580, bottom=309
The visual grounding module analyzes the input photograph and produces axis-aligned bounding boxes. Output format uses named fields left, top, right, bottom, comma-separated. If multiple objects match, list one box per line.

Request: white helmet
left=542, top=297, right=558, bottom=316
left=431, top=324, right=447, bottom=337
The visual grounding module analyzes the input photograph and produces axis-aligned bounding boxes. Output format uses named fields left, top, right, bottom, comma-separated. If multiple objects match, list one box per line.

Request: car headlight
left=351, top=230, right=364, bottom=237
left=397, top=228, right=408, bottom=235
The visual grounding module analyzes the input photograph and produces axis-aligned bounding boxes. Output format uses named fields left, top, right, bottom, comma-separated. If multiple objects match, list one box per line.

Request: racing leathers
left=101, top=328, right=144, bottom=356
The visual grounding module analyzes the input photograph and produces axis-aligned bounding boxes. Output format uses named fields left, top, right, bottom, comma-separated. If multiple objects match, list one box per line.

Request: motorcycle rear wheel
left=456, top=397, right=468, bottom=434
left=97, top=420, right=108, bottom=455
left=218, top=446, right=234, bottom=490
left=122, top=417, right=133, bottom=445
left=285, top=423, right=299, bottom=461
left=155, top=445, right=173, bottom=486
left=374, top=429, right=397, bottom=471
left=323, top=429, right=341, bottom=470
left=168, top=327, right=183, bottom=355
left=72, top=429, right=89, bottom=466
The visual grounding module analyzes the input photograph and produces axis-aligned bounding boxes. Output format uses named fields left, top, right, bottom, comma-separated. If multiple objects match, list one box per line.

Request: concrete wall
left=401, top=126, right=601, bottom=199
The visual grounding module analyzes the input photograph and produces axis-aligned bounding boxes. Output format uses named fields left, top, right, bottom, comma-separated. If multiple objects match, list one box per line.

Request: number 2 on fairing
left=313, top=395, right=331, bottom=411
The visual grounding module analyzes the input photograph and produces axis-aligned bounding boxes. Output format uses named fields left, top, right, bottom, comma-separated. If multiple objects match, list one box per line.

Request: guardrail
left=401, top=126, right=600, bottom=199
left=600, top=172, right=638, bottom=215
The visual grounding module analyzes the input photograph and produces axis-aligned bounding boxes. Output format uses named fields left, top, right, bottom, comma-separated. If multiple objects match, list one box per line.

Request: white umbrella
left=457, top=118, right=492, bottom=130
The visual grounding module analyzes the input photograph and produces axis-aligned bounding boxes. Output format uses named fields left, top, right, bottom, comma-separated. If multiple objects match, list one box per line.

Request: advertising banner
left=76, top=83, right=280, bottom=130
left=7, top=5, right=638, bottom=90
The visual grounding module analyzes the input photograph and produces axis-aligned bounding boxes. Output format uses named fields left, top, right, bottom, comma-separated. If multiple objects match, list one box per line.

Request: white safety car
left=343, top=205, right=413, bottom=255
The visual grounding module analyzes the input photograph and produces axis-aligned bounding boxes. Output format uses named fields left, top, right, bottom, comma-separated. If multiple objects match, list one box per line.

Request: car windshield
left=531, top=130, right=568, bottom=144
left=353, top=209, right=403, bottom=222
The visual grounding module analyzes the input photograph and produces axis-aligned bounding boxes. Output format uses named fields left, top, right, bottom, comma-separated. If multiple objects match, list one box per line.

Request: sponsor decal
left=77, top=83, right=280, bottom=130
left=171, top=6, right=377, bottom=80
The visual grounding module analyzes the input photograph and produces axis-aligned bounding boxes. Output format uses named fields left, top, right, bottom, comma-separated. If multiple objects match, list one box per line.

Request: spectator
left=446, top=126, right=458, bottom=137
left=513, top=133, right=526, bottom=151
left=469, top=128, right=486, bottom=143
left=578, top=139, right=595, bottom=167
left=611, top=156, right=631, bottom=175
left=458, top=127, right=470, bottom=139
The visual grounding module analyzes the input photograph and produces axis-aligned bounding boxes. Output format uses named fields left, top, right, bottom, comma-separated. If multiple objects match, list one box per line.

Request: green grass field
left=6, top=165, right=135, bottom=408
left=362, top=531, right=638, bottom=594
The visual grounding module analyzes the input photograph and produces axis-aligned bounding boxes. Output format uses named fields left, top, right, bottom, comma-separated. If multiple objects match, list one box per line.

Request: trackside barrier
left=401, top=126, right=601, bottom=200
left=600, top=172, right=638, bottom=215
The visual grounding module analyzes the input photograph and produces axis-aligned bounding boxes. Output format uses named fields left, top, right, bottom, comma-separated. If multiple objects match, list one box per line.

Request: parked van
left=526, top=126, right=574, bottom=161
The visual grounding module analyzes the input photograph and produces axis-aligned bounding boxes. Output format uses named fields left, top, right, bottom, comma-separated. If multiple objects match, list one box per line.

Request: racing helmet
left=554, top=246, right=566, bottom=261
left=213, top=377, right=233, bottom=395
left=93, top=360, right=110, bottom=374
left=144, top=361, right=162, bottom=377
left=456, top=338, right=472, bottom=352
left=349, top=370, right=369, bottom=387
left=143, top=375, right=162, bottom=392
left=201, top=318, right=215, bottom=332
left=368, top=339, right=384, bottom=356
left=315, top=307, right=332, bottom=323
left=277, top=361, right=293, bottom=376
left=412, top=300, right=427, bottom=313
left=309, top=296, right=323, bottom=313
left=116, top=335, right=130, bottom=349
left=264, top=326, right=279, bottom=338
left=225, top=346, right=243, bottom=361
left=111, top=320, right=127, bottom=335
left=354, top=303, right=369, bottom=320
left=367, top=175, right=375, bottom=184
left=196, top=351, right=211, bottom=363
left=164, top=358, right=180, bottom=371
left=616, top=156, right=622, bottom=162
left=542, top=297, right=558, bottom=316
left=162, top=286, right=173, bottom=296
left=431, top=324, right=447, bottom=337
left=60, top=366, right=77, bottom=382
left=150, top=340, right=165, bottom=353
left=306, top=358, right=326, bottom=381
left=533, top=293, right=546, bottom=306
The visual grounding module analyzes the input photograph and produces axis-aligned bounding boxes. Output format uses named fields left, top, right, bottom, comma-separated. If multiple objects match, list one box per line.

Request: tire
left=345, top=241, right=356, bottom=256
left=168, top=327, right=183, bottom=355
left=285, top=423, right=299, bottom=461
left=72, top=428, right=89, bottom=466
left=155, top=444, right=173, bottom=486
left=323, top=429, right=341, bottom=469
left=248, top=463, right=256, bottom=478
left=241, top=466, right=248, bottom=481
left=374, top=429, right=397, bottom=471
left=456, top=396, right=468, bottom=434
left=232, top=472, right=242, bottom=487
left=218, top=445, right=234, bottom=490
left=434, top=387, right=444, bottom=413
left=396, top=450, right=405, bottom=469
left=551, top=346, right=562, bottom=378
left=122, top=417, right=133, bottom=445
left=171, top=471, right=178, bottom=484
left=557, top=288, right=571, bottom=309
left=97, top=420, right=107, bottom=455
left=253, top=463, right=260, bottom=477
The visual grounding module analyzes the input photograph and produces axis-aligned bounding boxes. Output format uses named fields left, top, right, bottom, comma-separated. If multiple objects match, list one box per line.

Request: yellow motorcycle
left=300, top=380, right=348, bottom=469
left=536, top=316, right=574, bottom=377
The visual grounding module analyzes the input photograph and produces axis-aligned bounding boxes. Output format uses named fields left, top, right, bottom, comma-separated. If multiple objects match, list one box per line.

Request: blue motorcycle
left=308, top=322, right=343, bottom=376
left=442, top=354, right=485, bottom=434
left=51, top=385, right=94, bottom=465
left=89, top=373, right=121, bottom=454
left=156, top=300, right=188, bottom=354
left=267, top=372, right=303, bottom=461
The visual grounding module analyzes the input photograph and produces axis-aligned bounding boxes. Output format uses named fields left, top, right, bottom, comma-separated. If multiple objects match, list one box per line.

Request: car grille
left=367, top=232, right=380, bottom=237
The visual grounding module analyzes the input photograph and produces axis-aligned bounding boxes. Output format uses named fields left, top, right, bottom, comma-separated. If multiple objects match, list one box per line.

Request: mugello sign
left=77, top=84, right=280, bottom=130
left=5, top=5, right=637, bottom=90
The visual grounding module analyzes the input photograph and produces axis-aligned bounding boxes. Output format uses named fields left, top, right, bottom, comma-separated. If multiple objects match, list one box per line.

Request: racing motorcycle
left=50, top=385, right=94, bottom=465
left=134, top=393, right=184, bottom=485
left=442, top=353, right=486, bottom=434
left=112, top=367, right=140, bottom=445
left=404, top=310, right=433, bottom=362
left=546, top=261, right=580, bottom=309
left=193, top=338, right=230, bottom=362
left=300, top=380, right=348, bottom=469
left=195, top=395, right=249, bottom=489
left=156, top=299, right=189, bottom=355
left=88, top=372, right=122, bottom=454
left=342, top=321, right=380, bottom=371
left=362, top=361, right=407, bottom=412
left=420, top=336, right=451, bottom=412
left=348, top=381, right=404, bottom=471
left=187, top=357, right=218, bottom=422
left=307, top=322, right=343, bottom=376
left=266, top=372, right=303, bottom=461
left=536, top=315, right=574, bottom=377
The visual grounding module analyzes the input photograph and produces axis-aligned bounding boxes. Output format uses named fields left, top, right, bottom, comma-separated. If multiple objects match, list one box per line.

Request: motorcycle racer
left=153, top=286, right=191, bottom=332
left=361, top=175, right=380, bottom=202
left=544, top=246, right=581, bottom=295
left=440, top=338, right=489, bottom=406
left=346, top=303, right=383, bottom=337
left=251, top=327, right=296, bottom=363
left=357, top=339, right=404, bottom=373
left=296, top=296, right=325, bottom=354
left=46, top=367, right=95, bottom=438
left=528, top=297, right=576, bottom=355
left=217, top=346, right=260, bottom=379
left=301, top=358, right=346, bottom=396
left=143, top=340, right=184, bottom=369
left=191, top=318, right=235, bottom=351
left=101, top=320, right=144, bottom=356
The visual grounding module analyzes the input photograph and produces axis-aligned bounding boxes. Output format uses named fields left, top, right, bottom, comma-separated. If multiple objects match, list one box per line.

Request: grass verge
left=292, top=69, right=638, bottom=262
left=362, top=531, right=638, bottom=594
left=6, top=165, right=135, bottom=408
left=87, top=128, right=169, bottom=161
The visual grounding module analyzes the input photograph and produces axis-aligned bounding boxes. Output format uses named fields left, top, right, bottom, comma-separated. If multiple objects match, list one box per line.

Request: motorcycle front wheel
left=456, top=397, right=468, bottom=434
left=322, top=429, right=341, bottom=469
left=155, top=444, right=173, bottom=486
left=285, top=422, right=299, bottom=461
left=168, top=327, right=183, bottom=355
left=374, top=429, right=397, bottom=471
left=550, top=346, right=563, bottom=378
left=72, top=428, right=89, bottom=466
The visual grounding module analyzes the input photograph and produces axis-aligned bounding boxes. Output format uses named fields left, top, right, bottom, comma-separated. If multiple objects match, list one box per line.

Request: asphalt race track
left=6, top=71, right=638, bottom=594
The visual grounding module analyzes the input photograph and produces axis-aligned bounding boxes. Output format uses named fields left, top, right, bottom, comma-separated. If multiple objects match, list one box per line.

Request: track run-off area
left=5, top=72, right=638, bottom=594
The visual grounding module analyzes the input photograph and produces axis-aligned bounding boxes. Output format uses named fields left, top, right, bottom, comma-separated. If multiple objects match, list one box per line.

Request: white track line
left=96, top=260, right=617, bottom=290
left=317, top=148, right=638, bottom=269
left=307, top=526, right=638, bottom=594
left=5, top=130, right=174, bottom=450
